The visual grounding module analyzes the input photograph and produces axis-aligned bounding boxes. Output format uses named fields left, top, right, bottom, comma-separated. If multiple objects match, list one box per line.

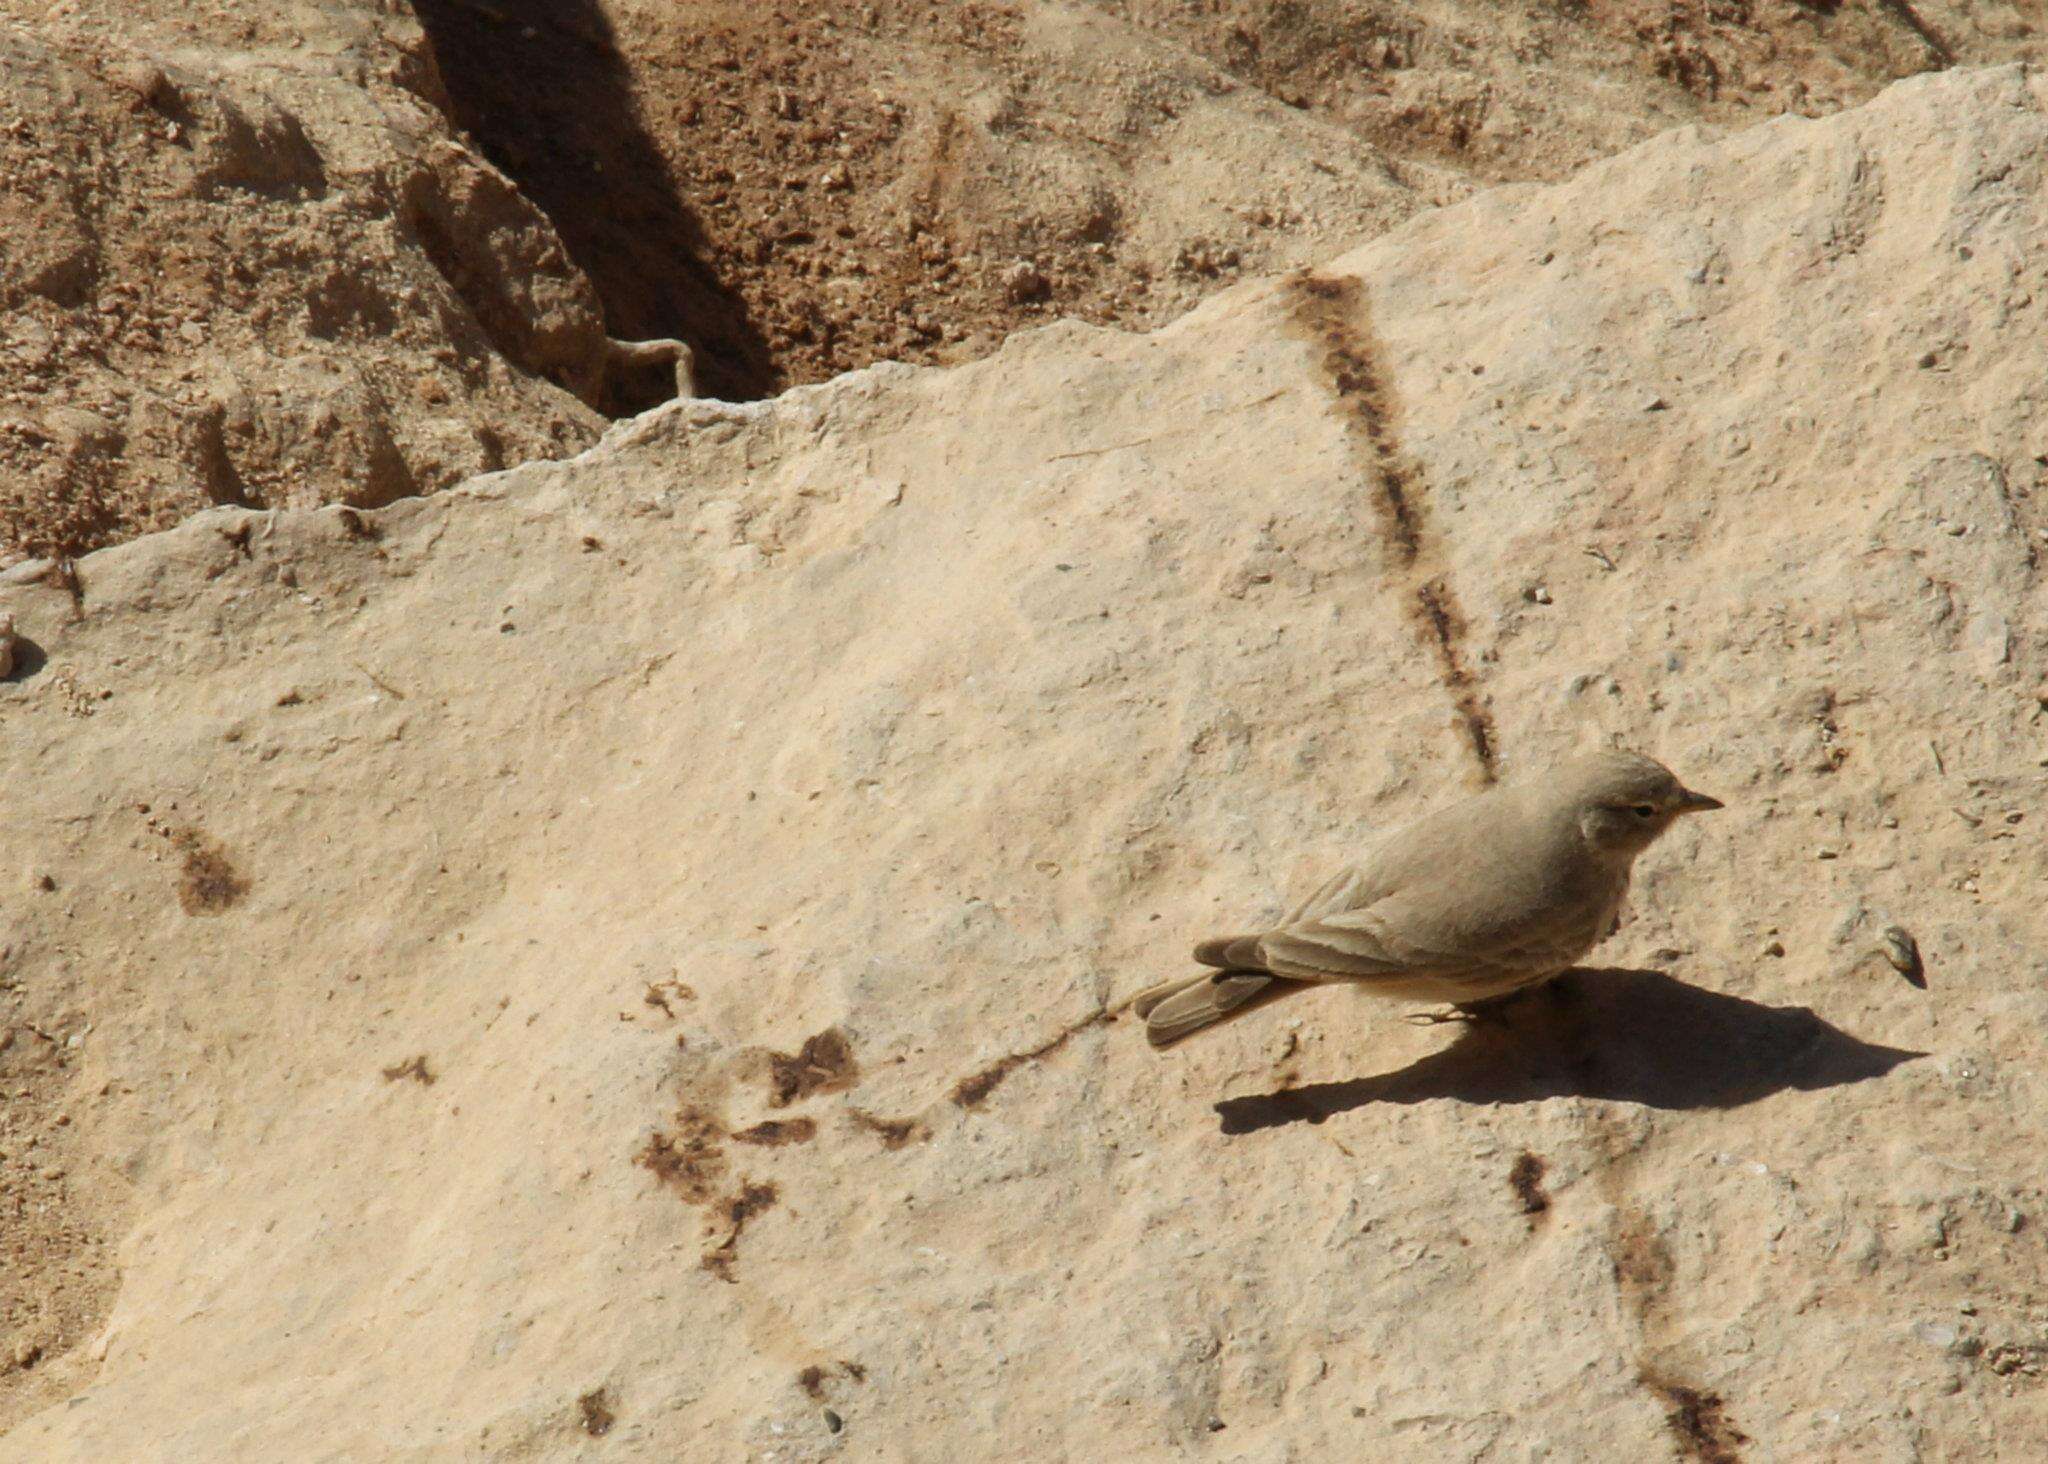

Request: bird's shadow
left=1215, top=967, right=1924, bottom=1135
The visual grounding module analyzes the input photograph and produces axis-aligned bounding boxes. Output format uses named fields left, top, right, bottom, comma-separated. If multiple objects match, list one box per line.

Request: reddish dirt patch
left=765, top=1028, right=860, bottom=1108
left=170, top=828, right=249, bottom=915
left=635, top=1106, right=730, bottom=1207
left=1642, top=1371, right=1749, bottom=1463
left=1508, top=1151, right=1550, bottom=1217
left=732, top=1117, right=817, bottom=1147
left=848, top=1109, right=930, bottom=1149
left=380, top=1055, right=436, bottom=1087
left=576, top=1387, right=616, bottom=1436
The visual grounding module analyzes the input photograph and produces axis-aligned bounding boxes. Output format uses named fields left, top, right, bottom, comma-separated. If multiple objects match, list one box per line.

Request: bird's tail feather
left=1193, top=933, right=1268, bottom=969
left=1133, top=970, right=1296, bottom=1047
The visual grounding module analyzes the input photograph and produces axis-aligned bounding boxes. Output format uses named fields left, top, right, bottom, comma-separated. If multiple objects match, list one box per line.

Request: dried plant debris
left=380, top=1054, right=436, bottom=1086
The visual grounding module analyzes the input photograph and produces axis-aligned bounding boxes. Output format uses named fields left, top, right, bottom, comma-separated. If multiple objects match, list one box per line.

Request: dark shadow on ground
left=413, top=0, right=778, bottom=405
left=1216, top=967, right=1924, bottom=1135
left=2, top=632, right=46, bottom=683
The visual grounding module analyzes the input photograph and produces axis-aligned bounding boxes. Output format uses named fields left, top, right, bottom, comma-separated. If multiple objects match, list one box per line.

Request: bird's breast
left=1504, top=862, right=1628, bottom=967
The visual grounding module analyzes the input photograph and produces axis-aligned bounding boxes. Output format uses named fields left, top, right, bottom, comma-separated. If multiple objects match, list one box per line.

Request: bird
left=1133, top=749, right=1723, bottom=1047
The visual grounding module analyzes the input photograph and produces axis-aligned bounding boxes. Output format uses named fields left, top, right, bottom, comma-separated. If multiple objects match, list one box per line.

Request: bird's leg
left=1403, top=1008, right=1477, bottom=1027
left=1457, top=990, right=1531, bottom=1022
left=1404, top=989, right=1534, bottom=1027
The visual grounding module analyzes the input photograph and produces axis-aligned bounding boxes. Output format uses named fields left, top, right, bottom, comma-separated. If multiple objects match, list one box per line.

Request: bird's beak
left=1676, top=789, right=1724, bottom=813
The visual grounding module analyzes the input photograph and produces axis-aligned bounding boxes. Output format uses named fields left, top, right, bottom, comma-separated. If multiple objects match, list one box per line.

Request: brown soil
left=415, top=0, right=2037, bottom=400
left=0, top=6, right=604, bottom=564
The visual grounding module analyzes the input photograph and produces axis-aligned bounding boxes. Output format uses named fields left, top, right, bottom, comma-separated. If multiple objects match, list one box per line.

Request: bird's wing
left=1281, top=863, right=1379, bottom=925
left=1266, top=792, right=1564, bottom=983
left=1258, top=901, right=1460, bottom=984
left=1281, top=795, right=1497, bottom=926
left=1267, top=863, right=1621, bottom=985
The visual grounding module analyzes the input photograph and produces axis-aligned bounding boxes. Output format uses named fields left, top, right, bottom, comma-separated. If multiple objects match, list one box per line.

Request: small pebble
left=1816, top=847, right=1839, bottom=860
left=1762, top=940, right=1785, bottom=958
left=1524, top=586, right=1553, bottom=605
left=112, top=60, right=175, bottom=106
left=823, top=1409, right=843, bottom=1434
left=1002, top=261, right=1050, bottom=304
left=1914, top=1321, right=1959, bottom=1349
left=1881, top=926, right=1926, bottom=989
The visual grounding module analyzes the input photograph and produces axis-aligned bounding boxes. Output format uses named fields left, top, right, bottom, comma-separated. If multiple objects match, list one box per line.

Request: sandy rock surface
left=4, top=64, right=2048, bottom=1459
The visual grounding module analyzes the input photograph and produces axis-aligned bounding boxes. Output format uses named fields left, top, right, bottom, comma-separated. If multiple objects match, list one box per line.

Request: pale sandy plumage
left=1135, top=750, right=1723, bottom=1047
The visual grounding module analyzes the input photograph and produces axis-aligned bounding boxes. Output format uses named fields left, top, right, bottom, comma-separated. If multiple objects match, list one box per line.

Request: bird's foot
left=1403, top=1007, right=1480, bottom=1027
left=1404, top=993, right=1528, bottom=1027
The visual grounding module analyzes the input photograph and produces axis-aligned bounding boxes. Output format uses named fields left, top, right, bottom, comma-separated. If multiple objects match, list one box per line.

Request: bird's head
left=1563, top=750, right=1723, bottom=859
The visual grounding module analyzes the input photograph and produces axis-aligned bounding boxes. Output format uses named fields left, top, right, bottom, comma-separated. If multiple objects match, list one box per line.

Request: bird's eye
left=1631, top=803, right=1657, bottom=818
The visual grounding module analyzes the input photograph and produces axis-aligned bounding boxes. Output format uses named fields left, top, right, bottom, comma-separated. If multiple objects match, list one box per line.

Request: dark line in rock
left=1414, top=577, right=1498, bottom=779
left=1641, top=1370, right=1749, bottom=1464
left=1287, top=273, right=1421, bottom=564
left=1285, top=272, right=1498, bottom=782
left=951, top=1009, right=1112, bottom=1109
